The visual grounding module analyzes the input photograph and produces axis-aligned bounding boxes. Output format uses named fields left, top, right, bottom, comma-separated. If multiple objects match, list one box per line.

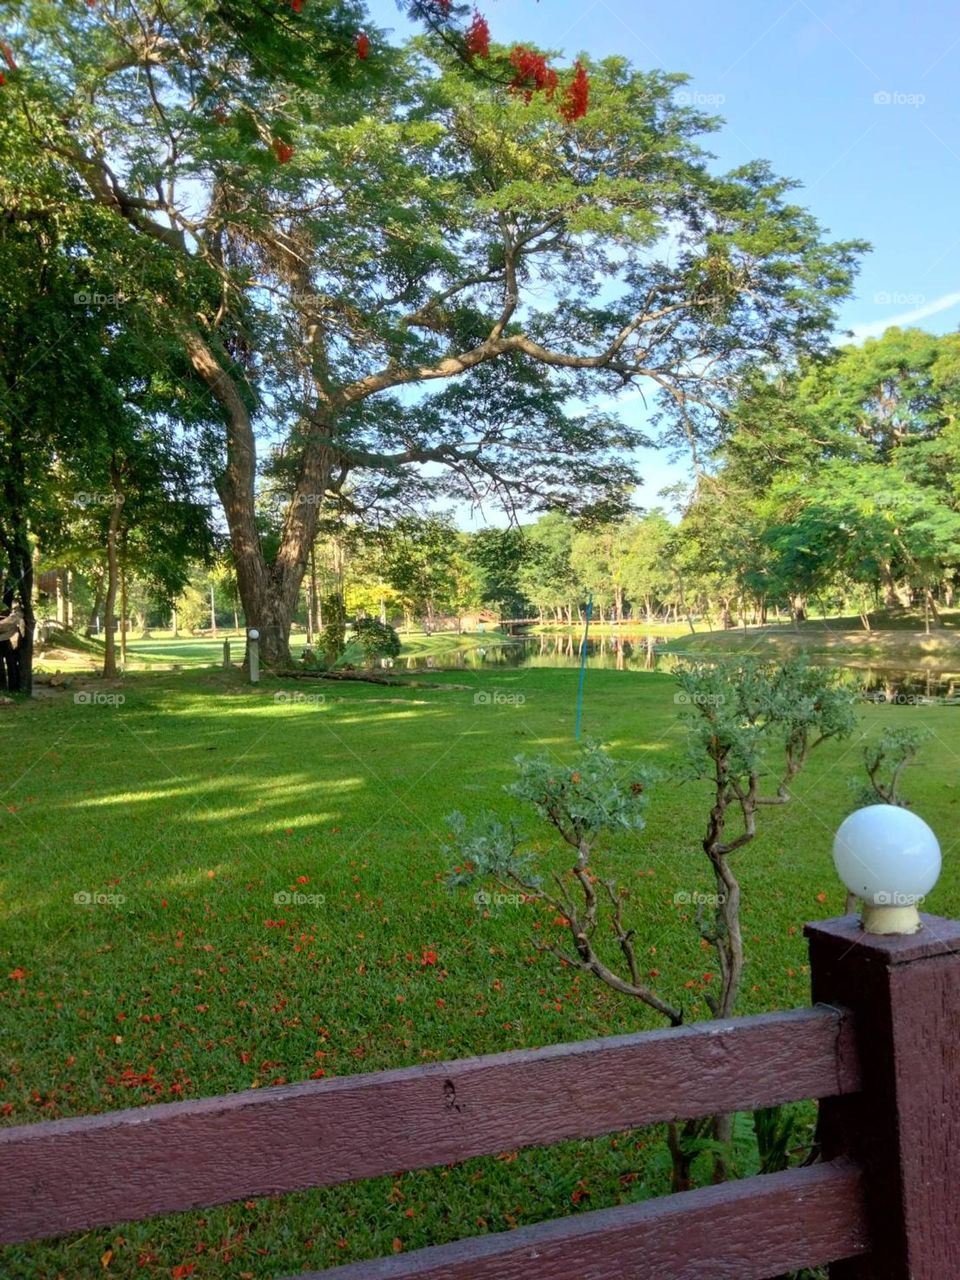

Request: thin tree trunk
left=0, top=446, right=35, bottom=693
left=306, top=544, right=318, bottom=643
left=85, top=569, right=105, bottom=639
left=119, top=557, right=128, bottom=668
left=102, top=472, right=122, bottom=679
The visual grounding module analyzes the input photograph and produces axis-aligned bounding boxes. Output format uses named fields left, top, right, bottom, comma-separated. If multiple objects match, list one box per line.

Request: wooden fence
left=2, top=913, right=959, bottom=1279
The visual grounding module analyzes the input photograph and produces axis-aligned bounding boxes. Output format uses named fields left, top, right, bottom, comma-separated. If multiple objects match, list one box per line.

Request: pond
left=392, top=632, right=960, bottom=703
left=396, top=633, right=666, bottom=671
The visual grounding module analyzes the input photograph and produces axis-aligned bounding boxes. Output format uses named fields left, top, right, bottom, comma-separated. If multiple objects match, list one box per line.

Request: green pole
left=574, top=594, right=593, bottom=741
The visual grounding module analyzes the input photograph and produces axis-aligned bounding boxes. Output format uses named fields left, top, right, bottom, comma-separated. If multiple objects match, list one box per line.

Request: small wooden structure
left=2, top=913, right=959, bottom=1277
left=430, top=608, right=501, bottom=633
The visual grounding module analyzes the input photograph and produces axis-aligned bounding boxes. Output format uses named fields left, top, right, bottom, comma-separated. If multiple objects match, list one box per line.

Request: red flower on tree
left=508, top=45, right=558, bottom=102
left=465, top=12, right=490, bottom=59
left=560, top=61, right=589, bottom=122
left=291, top=0, right=303, bottom=11
left=356, top=31, right=370, bottom=60
left=272, top=139, right=294, bottom=163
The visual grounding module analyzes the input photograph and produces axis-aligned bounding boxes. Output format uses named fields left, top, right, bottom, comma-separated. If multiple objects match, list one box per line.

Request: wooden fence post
left=806, top=912, right=960, bottom=1279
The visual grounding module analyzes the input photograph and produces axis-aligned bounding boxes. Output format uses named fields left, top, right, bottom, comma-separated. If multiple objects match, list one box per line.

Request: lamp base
left=861, top=903, right=922, bottom=935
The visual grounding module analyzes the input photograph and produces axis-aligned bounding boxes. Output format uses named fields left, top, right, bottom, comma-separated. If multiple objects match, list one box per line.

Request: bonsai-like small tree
left=446, top=656, right=858, bottom=1188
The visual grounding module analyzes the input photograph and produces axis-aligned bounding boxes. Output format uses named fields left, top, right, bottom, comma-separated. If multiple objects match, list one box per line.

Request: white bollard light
left=247, top=628, right=260, bottom=684
left=833, top=805, right=941, bottom=935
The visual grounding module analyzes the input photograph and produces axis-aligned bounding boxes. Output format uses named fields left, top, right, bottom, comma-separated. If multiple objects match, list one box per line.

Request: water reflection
left=394, top=634, right=667, bottom=672
left=390, top=633, right=960, bottom=702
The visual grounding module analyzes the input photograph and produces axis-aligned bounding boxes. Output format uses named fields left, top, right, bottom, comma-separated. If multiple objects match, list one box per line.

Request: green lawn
left=34, top=628, right=508, bottom=677
left=2, top=665, right=959, bottom=1278
left=665, top=611, right=960, bottom=666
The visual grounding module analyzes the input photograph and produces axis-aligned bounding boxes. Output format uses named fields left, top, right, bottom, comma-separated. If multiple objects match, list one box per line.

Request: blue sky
left=366, top=0, right=960, bottom=516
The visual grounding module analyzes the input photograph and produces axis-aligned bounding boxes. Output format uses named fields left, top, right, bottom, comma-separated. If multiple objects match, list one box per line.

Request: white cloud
left=848, top=289, right=960, bottom=341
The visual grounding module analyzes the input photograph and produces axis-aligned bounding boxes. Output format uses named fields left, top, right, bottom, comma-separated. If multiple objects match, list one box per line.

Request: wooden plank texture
left=288, top=1159, right=869, bottom=1280
left=0, top=1004, right=858, bottom=1243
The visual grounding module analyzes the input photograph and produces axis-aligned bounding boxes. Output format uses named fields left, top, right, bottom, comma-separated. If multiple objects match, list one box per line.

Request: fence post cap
left=805, top=913, right=960, bottom=965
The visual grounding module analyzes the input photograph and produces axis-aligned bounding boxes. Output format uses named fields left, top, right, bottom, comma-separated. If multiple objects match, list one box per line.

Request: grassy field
left=32, top=628, right=509, bottom=677
left=2, top=661, right=959, bottom=1278
left=665, top=611, right=960, bottom=666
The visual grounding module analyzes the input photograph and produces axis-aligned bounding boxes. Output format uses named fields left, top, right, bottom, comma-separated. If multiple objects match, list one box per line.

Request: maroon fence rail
left=2, top=913, right=959, bottom=1280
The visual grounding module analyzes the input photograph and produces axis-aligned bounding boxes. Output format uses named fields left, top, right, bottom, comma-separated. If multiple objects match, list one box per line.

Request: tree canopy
left=1, top=0, right=865, bottom=665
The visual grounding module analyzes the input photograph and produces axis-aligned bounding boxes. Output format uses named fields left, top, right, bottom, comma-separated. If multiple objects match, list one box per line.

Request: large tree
left=8, top=2, right=864, bottom=666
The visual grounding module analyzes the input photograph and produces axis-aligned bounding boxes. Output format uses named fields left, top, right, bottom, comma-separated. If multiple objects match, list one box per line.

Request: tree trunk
left=306, top=544, right=318, bottom=643
left=186, top=331, right=336, bottom=671
left=102, top=476, right=122, bottom=679
left=0, top=422, right=36, bottom=695
left=119, top=560, right=128, bottom=667
left=925, top=587, right=941, bottom=629
left=55, top=571, right=67, bottom=628
left=85, top=569, right=105, bottom=638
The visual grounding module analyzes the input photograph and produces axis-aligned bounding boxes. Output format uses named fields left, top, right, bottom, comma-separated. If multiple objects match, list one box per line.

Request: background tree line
left=36, top=323, right=960, bottom=654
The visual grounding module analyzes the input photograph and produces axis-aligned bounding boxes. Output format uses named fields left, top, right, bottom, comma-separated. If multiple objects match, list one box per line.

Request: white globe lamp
left=833, top=805, right=941, bottom=935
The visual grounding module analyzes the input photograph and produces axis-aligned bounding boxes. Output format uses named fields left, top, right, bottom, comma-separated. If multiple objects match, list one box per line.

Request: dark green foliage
left=351, top=616, right=401, bottom=663
left=321, top=592, right=347, bottom=664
